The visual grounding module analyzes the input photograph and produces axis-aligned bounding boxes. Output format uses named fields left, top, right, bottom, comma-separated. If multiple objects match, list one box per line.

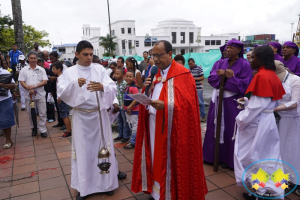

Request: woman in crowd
left=125, top=57, right=142, bottom=89
left=234, top=46, right=286, bottom=200
left=274, top=60, right=300, bottom=196
left=0, top=66, right=15, bottom=149
left=269, top=42, right=284, bottom=63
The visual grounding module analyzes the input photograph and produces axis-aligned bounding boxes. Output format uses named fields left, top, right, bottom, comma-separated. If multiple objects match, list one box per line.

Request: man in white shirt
left=15, top=55, right=28, bottom=110
left=19, top=52, right=48, bottom=138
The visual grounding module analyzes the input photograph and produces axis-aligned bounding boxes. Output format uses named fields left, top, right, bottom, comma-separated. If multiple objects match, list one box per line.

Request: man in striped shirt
left=188, top=58, right=206, bottom=122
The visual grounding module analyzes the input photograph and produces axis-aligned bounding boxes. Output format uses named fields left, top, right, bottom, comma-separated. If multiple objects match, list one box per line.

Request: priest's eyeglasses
left=152, top=53, right=167, bottom=59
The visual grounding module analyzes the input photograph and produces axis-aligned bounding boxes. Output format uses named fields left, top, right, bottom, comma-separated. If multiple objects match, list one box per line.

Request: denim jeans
left=197, top=90, right=206, bottom=117
left=117, top=110, right=130, bottom=139
left=125, top=113, right=139, bottom=145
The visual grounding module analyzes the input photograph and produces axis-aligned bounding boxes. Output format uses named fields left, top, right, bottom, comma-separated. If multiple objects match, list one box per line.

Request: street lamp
left=291, top=22, right=294, bottom=41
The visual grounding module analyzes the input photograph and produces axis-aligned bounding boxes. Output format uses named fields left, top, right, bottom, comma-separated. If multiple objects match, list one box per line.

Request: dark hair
left=110, top=62, right=117, bottom=67
left=143, top=51, right=148, bottom=54
left=148, top=49, right=152, bottom=54
left=253, top=46, right=276, bottom=71
left=50, top=51, right=59, bottom=58
left=126, top=57, right=138, bottom=75
left=112, top=55, right=116, bottom=59
left=115, top=67, right=124, bottom=75
left=52, top=61, right=64, bottom=71
left=117, top=56, right=124, bottom=64
left=93, top=55, right=99, bottom=62
left=188, top=58, right=195, bottom=63
left=174, top=54, right=185, bottom=65
left=12, top=43, right=17, bottom=46
left=73, top=56, right=78, bottom=65
left=38, top=52, right=44, bottom=60
left=76, top=40, right=93, bottom=53
left=154, top=40, right=172, bottom=53
left=27, top=51, right=37, bottom=58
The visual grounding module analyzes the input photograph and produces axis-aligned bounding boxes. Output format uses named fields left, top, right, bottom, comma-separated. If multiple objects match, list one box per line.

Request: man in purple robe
left=283, top=41, right=300, bottom=76
left=203, top=39, right=252, bottom=169
left=269, top=42, right=284, bottom=63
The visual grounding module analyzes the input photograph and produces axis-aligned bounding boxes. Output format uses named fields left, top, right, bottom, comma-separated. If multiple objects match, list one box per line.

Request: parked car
left=101, top=59, right=109, bottom=67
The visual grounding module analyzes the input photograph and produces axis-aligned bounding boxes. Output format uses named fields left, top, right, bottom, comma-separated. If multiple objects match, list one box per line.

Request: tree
left=99, top=34, right=117, bottom=56
left=0, top=16, right=51, bottom=53
left=11, top=0, right=24, bottom=52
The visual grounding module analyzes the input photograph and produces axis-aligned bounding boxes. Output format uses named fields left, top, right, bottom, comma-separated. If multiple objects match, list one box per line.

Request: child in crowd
left=123, top=70, right=139, bottom=149
left=51, top=62, right=72, bottom=138
left=113, top=68, right=130, bottom=143
left=125, top=57, right=143, bottom=89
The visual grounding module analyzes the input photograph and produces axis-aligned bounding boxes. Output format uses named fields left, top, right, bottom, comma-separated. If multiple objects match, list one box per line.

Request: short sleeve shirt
left=189, top=65, right=204, bottom=91
left=18, top=65, right=48, bottom=100
left=0, top=68, right=15, bottom=102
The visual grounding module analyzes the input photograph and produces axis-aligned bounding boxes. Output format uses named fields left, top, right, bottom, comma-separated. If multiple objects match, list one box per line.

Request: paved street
left=0, top=99, right=299, bottom=200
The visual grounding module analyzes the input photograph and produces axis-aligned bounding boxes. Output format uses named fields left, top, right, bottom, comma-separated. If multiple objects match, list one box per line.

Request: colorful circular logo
left=242, top=159, right=299, bottom=199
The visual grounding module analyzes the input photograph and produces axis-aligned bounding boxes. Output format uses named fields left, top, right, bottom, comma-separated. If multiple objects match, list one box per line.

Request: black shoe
left=243, top=193, right=262, bottom=200
left=60, top=125, right=66, bottom=130
left=103, top=191, right=114, bottom=196
left=121, top=138, right=129, bottom=144
left=21, top=108, right=25, bottom=111
left=117, top=171, right=127, bottom=180
left=149, top=198, right=155, bottom=200
left=53, top=123, right=63, bottom=128
left=114, top=136, right=123, bottom=141
left=32, top=129, right=37, bottom=136
left=222, top=163, right=229, bottom=169
left=124, top=142, right=135, bottom=149
left=41, top=132, right=47, bottom=138
left=60, top=131, right=72, bottom=139
left=76, top=193, right=85, bottom=200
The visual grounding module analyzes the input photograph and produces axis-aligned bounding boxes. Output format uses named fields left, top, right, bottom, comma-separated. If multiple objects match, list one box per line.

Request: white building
left=52, top=43, right=77, bottom=61
left=76, top=19, right=239, bottom=58
left=111, top=20, right=169, bottom=56
left=82, top=24, right=104, bottom=57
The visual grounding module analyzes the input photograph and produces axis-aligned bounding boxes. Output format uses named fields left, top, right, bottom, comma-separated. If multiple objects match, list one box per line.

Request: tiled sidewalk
left=0, top=103, right=299, bottom=200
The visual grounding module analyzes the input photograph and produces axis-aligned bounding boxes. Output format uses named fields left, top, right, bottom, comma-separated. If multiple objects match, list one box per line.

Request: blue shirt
left=9, top=50, right=23, bottom=64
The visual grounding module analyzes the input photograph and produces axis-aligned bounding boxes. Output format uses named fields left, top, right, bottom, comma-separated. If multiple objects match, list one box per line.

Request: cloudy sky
left=1, top=0, right=299, bottom=51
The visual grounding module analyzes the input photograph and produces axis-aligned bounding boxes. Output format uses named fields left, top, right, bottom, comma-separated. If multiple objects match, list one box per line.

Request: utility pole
left=107, top=0, right=112, bottom=56
left=291, top=22, right=294, bottom=41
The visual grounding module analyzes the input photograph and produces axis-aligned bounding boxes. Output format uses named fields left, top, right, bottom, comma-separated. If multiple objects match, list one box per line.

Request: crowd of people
left=0, top=38, right=300, bottom=200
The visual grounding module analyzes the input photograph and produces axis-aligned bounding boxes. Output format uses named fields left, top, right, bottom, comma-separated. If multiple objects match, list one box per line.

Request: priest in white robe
left=57, top=41, right=118, bottom=199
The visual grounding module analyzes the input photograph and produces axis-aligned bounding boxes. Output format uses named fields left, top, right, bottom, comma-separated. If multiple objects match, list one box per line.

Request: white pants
left=26, top=98, right=47, bottom=133
left=19, top=83, right=26, bottom=109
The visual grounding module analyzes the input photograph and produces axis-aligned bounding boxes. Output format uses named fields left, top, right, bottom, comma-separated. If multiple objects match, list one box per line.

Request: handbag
left=0, top=73, right=14, bottom=96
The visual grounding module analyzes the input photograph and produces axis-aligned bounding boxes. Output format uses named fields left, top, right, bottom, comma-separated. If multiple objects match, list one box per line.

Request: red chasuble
left=131, top=60, right=208, bottom=200
left=245, top=67, right=285, bottom=100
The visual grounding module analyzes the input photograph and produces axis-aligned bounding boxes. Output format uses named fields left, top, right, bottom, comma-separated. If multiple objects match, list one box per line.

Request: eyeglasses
left=152, top=53, right=167, bottom=59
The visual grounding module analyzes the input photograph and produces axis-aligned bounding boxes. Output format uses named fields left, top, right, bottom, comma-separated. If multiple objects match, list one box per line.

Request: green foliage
left=0, top=15, right=51, bottom=53
left=99, top=34, right=118, bottom=56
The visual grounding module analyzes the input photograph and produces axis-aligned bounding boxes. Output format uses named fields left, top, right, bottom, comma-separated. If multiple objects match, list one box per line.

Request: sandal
left=3, top=143, right=13, bottom=149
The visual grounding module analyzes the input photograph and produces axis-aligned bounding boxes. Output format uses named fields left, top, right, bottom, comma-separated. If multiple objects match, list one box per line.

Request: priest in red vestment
left=131, top=40, right=207, bottom=200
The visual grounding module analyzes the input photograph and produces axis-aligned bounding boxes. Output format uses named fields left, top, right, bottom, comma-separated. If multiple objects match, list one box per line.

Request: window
left=122, top=40, right=125, bottom=49
left=172, top=32, right=176, bottom=44
left=181, top=32, right=185, bottom=43
left=112, top=30, right=115, bottom=36
left=121, top=28, right=125, bottom=34
left=89, top=29, right=90, bottom=36
left=225, top=40, right=229, bottom=44
left=128, top=40, right=132, bottom=49
left=135, top=40, right=139, bottom=47
left=189, top=32, right=194, bottom=43
left=134, top=28, right=135, bottom=35
left=211, top=40, right=216, bottom=45
left=82, top=29, right=84, bottom=35
left=190, top=48, right=194, bottom=52
left=128, top=28, right=131, bottom=34
left=216, top=40, right=221, bottom=45
left=172, top=49, right=176, bottom=54
left=205, top=40, right=210, bottom=45
left=205, top=50, right=209, bottom=52
left=180, top=49, right=185, bottom=55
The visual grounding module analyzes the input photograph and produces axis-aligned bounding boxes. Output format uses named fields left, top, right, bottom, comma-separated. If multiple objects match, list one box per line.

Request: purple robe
left=274, top=54, right=284, bottom=63
left=283, top=55, right=300, bottom=77
left=203, top=57, right=252, bottom=168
